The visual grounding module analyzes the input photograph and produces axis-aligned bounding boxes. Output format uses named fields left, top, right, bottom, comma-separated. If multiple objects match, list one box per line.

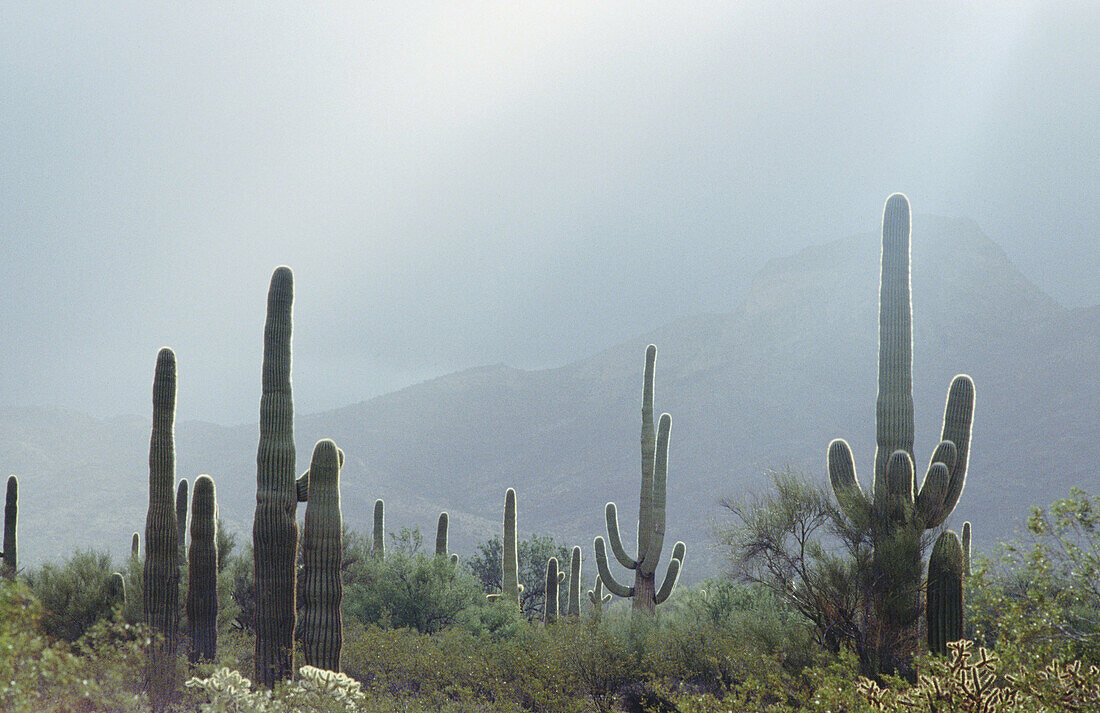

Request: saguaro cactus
left=143, top=347, right=181, bottom=707
left=435, top=512, right=459, bottom=565
left=487, top=488, right=523, bottom=608
left=2, top=475, right=16, bottom=576
left=961, top=521, right=972, bottom=577
left=566, top=546, right=581, bottom=617
left=131, top=532, right=140, bottom=560
left=176, top=479, right=189, bottom=567
left=252, top=266, right=299, bottom=688
left=372, top=499, right=385, bottom=559
left=588, top=576, right=612, bottom=619
left=927, top=530, right=965, bottom=655
left=595, top=345, right=685, bottom=612
left=544, top=557, right=565, bottom=624
left=187, top=475, right=218, bottom=664
left=826, top=194, right=976, bottom=678
left=300, top=439, right=343, bottom=672
left=108, top=572, right=127, bottom=609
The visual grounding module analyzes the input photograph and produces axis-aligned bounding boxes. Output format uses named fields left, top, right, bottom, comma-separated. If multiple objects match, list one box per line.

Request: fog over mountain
left=1, top=3, right=1097, bottom=425
left=5, top=217, right=1097, bottom=578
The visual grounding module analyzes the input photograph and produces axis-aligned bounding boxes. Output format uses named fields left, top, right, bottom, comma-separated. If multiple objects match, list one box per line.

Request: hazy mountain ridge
left=5, top=216, right=1097, bottom=579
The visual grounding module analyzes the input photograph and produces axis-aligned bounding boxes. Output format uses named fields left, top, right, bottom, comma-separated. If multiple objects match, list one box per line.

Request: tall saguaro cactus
left=435, top=512, right=459, bottom=565
left=566, top=546, right=581, bottom=618
left=487, top=488, right=523, bottom=608
left=827, top=194, right=976, bottom=678
left=595, top=345, right=685, bottom=612
left=961, top=521, right=972, bottom=577
left=187, top=475, right=218, bottom=664
left=2, top=475, right=16, bottom=576
left=252, top=266, right=299, bottom=688
left=372, top=499, right=385, bottom=559
left=300, top=439, right=343, bottom=672
left=143, top=347, right=181, bottom=708
left=544, top=557, right=564, bottom=624
left=927, top=530, right=965, bottom=656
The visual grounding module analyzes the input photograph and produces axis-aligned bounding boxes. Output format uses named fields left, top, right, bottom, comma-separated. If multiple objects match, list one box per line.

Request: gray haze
left=2, top=2, right=1097, bottom=425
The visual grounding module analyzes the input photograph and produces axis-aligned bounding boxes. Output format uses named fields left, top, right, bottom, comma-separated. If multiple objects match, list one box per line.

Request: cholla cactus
left=595, top=345, right=685, bottom=612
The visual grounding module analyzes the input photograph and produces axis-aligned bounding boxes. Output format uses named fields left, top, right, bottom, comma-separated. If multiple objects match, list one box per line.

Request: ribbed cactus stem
left=566, top=546, right=581, bottom=617
left=2, top=475, right=16, bottom=575
left=961, top=521, right=972, bottom=577
left=176, top=478, right=188, bottom=568
left=300, top=439, right=343, bottom=672
left=927, top=530, right=965, bottom=655
left=187, top=475, right=218, bottom=664
left=131, top=532, right=140, bottom=560
left=436, top=512, right=449, bottom=557
left=252, top=266, right=298, bottom=688
left=825, top=195, right=977, bottom=680
left=108, top=572, right=127, bottom=608
left=487, top=488, right=523, bottom=608
left=596, top=347, right=685, bottom=613
left=372, top=499, right=385, bottom=559
left=544, top=557, right=561, bottom=624
left=143, top=347, right=181, bottom=708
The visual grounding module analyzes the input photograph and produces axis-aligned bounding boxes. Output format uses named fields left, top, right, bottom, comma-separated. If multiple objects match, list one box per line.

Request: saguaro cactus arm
left=604, top=503, right=638, bottom=569
left=593, top=536, right=634, bottom=598
left=654, top=541, right=685, bottom=605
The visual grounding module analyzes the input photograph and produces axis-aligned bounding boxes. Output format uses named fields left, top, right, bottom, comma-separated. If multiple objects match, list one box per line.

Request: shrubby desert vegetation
left=1, top=195, right=1096, bottom=711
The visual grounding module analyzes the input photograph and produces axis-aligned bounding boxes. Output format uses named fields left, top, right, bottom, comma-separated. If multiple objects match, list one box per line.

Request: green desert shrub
left=25, top=548, right=126, bottom=641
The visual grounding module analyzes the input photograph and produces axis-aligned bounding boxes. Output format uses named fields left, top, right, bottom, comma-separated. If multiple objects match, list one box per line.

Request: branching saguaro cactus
left=927, top=530, right=965, bottom=656
left=588, top=576, right=611, bottom=620
left=252, top=266, right=299, bottom=688
left=827, top=194, right=976, bottom=679
left=300, top=439, right=343, bottom=672
left=486, top=488, right=523, bottom=608
left=435, top=512, right=459, bottom=565
left=372, top=499, right=385, bottom=559
left=566, top=546, right=581, bottom=618
left=595, top=345, right=685, bottom=613
left=143, top=347, right=181, bottom=709
left=187, top=475, right=218, bottom=664
left=2, top=475, right=16, bottom=576
left=544, top=557, right=564, bottom=624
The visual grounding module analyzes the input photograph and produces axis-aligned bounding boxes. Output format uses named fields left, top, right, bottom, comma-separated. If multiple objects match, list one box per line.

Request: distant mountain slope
left=5, top=216, right=1097, bottom=580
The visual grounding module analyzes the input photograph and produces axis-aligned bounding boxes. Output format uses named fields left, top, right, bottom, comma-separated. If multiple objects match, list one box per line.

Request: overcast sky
left=1, top=2, right=1096, bottom=424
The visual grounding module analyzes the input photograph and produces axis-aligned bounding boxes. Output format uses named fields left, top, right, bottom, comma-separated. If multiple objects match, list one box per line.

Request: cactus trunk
left=927, top=530, right=965, bottom=655
left=826, top=195, right=976, bottom=680
left=544, top=557, right=561, bottom=624
left=143, top=347, right=181, bottom=709
left=487, top=489, right=522, bottom=608
left=372, top=499, right=385, bottom=559
left=594, top=346, right=685, bottom=613
left=566, top=546, right=581, bottom=617
left=252, top=266, right=299, bottom=688
left=176, top=479, right=188, bottom=568
left=300, top=439, right=343, bottom=672
left=187, top=475, right=218, bottom=664
left=2, top=475, right=16, bottom=576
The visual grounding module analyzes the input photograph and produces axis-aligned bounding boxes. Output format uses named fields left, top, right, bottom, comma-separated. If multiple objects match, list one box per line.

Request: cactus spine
left=827, top=194, right=976, bottom=678
left=372, top=499, right=385, bottom=559
left=436, top=512, right=459, bottom=565
left=566, top=546, right=581, bottom=617
left=487, top=488, right=523, bottom=608
left=595, top=345, right=685, bottom=612
left=544, top=557, right=564, bottom=624
left=143, top=347, right=181, bottom=708
left=176, top=478, right=188, bottom=567
left=588, top=576, right=612, bottom=619
left=2, top=475, right=16, bottom=576
left=252, top=266, right=299, bottom=688
left=187, top=475, right=218, bottom=664
left=300, top=439, right=343, bottom=672
left=927, top=530, right=965, bottom=655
